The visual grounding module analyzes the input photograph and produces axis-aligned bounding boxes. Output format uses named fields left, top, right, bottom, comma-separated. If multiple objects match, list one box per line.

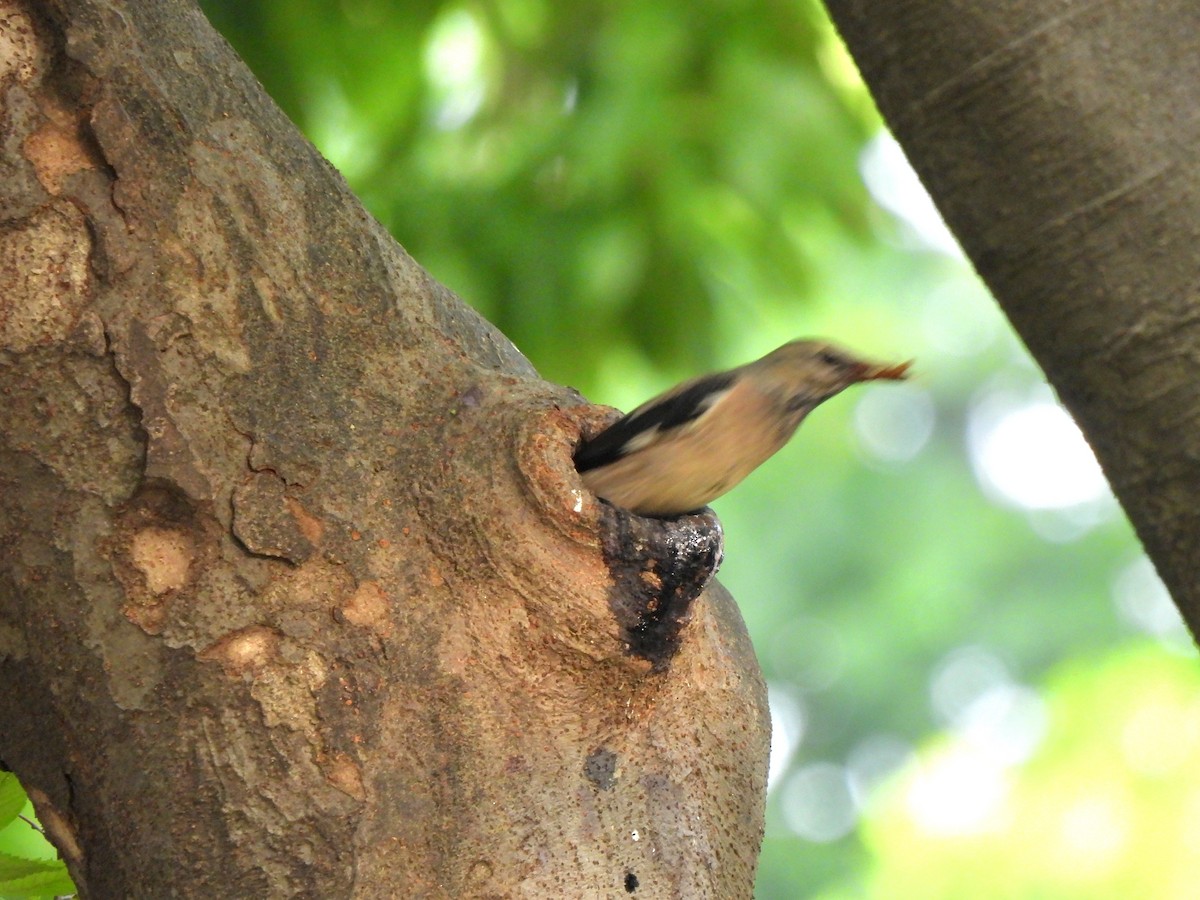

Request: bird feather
left=574, top=371, right=736, bottom=472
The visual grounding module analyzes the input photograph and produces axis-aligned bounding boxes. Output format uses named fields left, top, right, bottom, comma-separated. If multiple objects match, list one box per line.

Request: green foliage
left=0, top=777, right=25, bottom=828
left=854, top=644, right=1200, bottom=899
left=201, top=0, right=876, bottom=386
left=0, top=775, right=74, bottom=899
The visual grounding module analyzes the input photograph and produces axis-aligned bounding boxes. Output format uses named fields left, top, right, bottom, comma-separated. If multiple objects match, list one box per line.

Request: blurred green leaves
left=201, top=0, right=876, bottom=385
left=852, top=644, right=1200, bottom=899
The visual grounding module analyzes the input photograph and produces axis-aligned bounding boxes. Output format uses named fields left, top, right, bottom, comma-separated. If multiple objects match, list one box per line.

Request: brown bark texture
left=823, top=0, right=1200, bottom=635
left=0, top=0, right=769, bottom=897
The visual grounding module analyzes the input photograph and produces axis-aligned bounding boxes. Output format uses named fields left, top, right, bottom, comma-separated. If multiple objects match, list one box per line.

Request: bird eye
left=817, top=350, right=845, bottom=368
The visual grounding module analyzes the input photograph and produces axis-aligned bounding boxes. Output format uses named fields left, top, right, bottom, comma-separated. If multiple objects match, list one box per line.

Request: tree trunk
left=0, top=1, right=769, bottom=896
left=824, top=0, right=1200, bottom=634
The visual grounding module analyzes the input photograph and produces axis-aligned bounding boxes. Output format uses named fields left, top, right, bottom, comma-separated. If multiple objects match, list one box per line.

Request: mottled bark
left=0, top=1, right=769, bottom=896
left=824, top=0, right=1200, bottom=633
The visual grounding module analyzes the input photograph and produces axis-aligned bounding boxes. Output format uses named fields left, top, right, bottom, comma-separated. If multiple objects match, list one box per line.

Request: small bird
left=575, top=339, right=911, bottom=516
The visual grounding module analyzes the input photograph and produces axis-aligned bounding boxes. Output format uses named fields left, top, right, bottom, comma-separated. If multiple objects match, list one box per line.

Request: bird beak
left=851, top=360, right=913, bottom=382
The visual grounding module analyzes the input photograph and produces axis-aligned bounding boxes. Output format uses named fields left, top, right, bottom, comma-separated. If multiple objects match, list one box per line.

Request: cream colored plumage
left=575, top=339, right=910, bottom=516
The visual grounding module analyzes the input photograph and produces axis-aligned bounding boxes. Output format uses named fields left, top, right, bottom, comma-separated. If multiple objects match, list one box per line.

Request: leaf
left=0, top=775, right=27, bottom=831
left=0, top=849, right=76, bottom=896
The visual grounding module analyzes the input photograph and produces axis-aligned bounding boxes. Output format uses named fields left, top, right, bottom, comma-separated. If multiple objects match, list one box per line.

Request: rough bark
left=824, top=0, right=1200, bottom=634
left=0, top=1, right=769, bottom=896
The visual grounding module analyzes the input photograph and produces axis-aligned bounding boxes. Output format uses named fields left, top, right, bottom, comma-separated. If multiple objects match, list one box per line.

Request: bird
left=574, top=339, right=911, bottom=516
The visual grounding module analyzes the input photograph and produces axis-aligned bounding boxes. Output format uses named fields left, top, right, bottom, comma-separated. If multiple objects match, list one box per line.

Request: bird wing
left=574, top=371, right=736, bottom=473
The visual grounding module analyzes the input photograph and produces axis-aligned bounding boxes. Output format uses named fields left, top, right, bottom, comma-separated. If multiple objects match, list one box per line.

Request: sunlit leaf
left=0, top=775, right=26, bottom=831
left=0, top=849, right=76, bottom=897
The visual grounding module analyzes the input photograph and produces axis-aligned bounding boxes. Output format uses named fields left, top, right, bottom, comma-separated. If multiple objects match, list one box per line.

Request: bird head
left=760, top=339, right=911, bottom=418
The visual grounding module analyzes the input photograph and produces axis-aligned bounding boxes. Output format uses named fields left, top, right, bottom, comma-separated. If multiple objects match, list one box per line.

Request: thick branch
left=0, top=0, right=768, bottom=895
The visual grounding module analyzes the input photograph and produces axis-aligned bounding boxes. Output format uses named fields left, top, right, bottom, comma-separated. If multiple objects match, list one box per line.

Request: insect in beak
left=851, top=360, right=913, bottom=382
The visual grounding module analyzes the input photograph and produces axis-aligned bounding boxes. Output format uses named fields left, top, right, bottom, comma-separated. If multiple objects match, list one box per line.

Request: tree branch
left=0, top=0, right=769, bottom=894
left=825, top=0, right=1200, bottom=631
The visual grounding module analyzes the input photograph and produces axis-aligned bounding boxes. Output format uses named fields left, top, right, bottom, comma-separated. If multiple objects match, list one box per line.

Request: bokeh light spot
left=860, top=131, right=963, bottom=258
left=424, top=8, right=488, bottom=129
left=968, top=392, right=1110, bottom=510
left=854, top=382, right=935, bottom=463
left=1112, top=555, right=1191, bottom=649
left=904, top=744, right=1010, bottom=837
left=1057, top=792, right=1129, bottom=874
left=767, top=684, right=806, bottom=792
left=781, top=762, right=859, bottom=843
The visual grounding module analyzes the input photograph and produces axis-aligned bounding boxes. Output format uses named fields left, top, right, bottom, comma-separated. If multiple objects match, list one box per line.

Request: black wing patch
left=574, top=372, right=736, bottom=472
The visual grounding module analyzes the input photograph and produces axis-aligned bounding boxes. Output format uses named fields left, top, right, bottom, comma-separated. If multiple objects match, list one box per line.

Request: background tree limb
left=824, top=0, right=1200, bottom=634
